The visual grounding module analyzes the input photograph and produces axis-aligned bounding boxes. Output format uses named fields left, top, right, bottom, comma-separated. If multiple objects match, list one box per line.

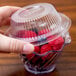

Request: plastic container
left=5, top=3, right=71, bottom=74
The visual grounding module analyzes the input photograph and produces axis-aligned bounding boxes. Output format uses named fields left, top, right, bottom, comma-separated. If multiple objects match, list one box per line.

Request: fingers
left=0, top=6, right=21, bottom=26
left=0, top=34, right=34, bottom=54
left=0, top=30, right=4, bottom=34
left=0, top=6, right=20, bottom=18
left=0, top=6, right=34, bottom=54
left=1, top=17, right=11, bottom=26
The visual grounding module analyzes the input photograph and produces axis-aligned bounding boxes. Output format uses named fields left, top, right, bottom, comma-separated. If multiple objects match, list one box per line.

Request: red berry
left=47, top=36, right=64, bottom=50
left=24, top=30, right=37, bottom=38
left=16, top=30, right=37, bottom=38
left=16, top=30, right=26, bottom=38
left=32, top=56, right=40, bottom=64
left=47, top=35, right=57, bottom=43
left=26, top=46, right=40, bottom=60
left=34, top=46, right=40, bottom=53
left=41, top=44, right=52, bottom=54
left=52, top=44, right=63, bottom=51
left=42, top=54, right=48, bottom=61
left=31, top=28, right=38, bottom=34
left=42, top=52, right=54, bottom=61
left=26, top=54, right=34, bottom=60
left=48, top=36, right=64, bottom=45
left=38, top=29, right=49, bottom=35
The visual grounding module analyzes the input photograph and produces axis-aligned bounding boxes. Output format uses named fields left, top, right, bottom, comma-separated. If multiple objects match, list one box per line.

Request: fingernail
left=22, top=44, right=34, bottom=54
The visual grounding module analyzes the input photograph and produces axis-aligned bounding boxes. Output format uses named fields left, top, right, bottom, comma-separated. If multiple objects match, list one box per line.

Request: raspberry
left=16, top=30, right=26, bottom=38
left=28, top=46, right=40, bottom=64
left=32, top=56, right=41, bottom=64
left=52, top=44, right=63, bottom=51
left=26, top=53, right=34, bottom=60
left=47, top=36, right=64, bottom=50
left=26, top=46, right=40, bottom=60
left=48, top=36, right=64, bottom=46
left=34, top=46, right=40, bottom=53
left=16, top=30, right=37, bottom=38
left=41, top=44, right=52, bottom=54
left=31, top=28, right=38, bottom=34
left=38, top=29, right=49, bottom=35
left=42, top=52, right=54, bottom=61
left=47, top=35, right=57, bottom=43
left=24, top=30, right=37, bottom=38
left=42, top=54, right=49, bottom=61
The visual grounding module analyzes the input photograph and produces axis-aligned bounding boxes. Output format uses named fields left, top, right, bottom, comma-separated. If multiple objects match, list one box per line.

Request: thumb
left=0, top=34, right=34, bottom=54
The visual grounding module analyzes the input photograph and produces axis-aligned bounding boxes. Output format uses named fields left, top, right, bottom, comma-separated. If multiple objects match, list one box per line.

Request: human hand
left=0, top=6, right=34, bottom=54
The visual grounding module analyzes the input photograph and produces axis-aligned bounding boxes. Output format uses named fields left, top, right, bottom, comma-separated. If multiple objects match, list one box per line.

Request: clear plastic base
left=24, top=64, right=56, bottom=74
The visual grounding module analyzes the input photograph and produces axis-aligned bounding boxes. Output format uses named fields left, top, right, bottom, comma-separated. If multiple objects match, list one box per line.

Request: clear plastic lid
left=6, top=3, right=71, bottom=45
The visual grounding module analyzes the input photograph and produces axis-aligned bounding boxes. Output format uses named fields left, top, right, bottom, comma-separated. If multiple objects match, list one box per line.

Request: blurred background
left=0, top=0, right=76, bottom=76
